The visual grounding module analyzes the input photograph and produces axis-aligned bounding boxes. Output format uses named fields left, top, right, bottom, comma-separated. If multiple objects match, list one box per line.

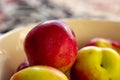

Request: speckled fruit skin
left=24, top=20, right=78, bottom=72
left=71, top=46, right=120, bottom=80
left=10, top=66, right=68, bottom=80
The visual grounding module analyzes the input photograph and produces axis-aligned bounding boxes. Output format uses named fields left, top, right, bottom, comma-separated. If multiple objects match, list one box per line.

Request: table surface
left=0, top=0, right=120, bottom=33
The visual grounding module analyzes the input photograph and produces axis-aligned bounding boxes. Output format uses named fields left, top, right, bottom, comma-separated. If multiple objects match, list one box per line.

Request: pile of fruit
left=10, top=20, right=120, bottom=80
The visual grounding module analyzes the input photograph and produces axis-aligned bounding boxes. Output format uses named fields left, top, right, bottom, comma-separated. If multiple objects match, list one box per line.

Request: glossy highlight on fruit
left=10, top=66, right=68, bottom=80
left=71, top=46, right=120, bottom=80
left=24, top=20, right=78, bottom=72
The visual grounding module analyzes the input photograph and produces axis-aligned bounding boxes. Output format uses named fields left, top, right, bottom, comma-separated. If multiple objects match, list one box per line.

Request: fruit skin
left=24, top=20, right=78, bottom=72
left=16, top=59, right=29, bottom=71
left=10, top=66, right=68, bottom=80
left=71, top=46, right=120, bottom=80
left=85, top=38, right=120, bottom=54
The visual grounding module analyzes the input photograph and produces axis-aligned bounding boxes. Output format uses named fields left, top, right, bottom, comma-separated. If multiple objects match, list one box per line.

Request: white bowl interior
left=0, top=19, right=120, bottom=80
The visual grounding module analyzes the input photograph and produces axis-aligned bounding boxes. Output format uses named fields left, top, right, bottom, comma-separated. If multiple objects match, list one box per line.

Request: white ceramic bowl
left=0, top=19, right=120, bottom=80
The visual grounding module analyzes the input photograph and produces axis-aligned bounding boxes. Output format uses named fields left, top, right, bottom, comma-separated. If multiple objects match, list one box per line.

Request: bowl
left=0, top=19, right=120, bottom=80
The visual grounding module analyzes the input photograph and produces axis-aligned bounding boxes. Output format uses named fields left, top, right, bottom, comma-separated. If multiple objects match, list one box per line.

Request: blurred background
left=0, top=0, right=120, bottom=33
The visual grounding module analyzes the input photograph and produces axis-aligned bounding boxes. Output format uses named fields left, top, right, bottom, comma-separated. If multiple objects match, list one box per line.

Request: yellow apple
left=71, top=46, right=120, bottom=80
left=10, top=66, right=68, bottom=80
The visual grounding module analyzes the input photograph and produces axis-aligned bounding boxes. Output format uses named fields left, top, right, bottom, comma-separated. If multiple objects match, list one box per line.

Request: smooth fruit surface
left=86, top=38, right=120, bottom=54
left=24, top=20, right=78, bottom=72
left=16, top=59, right=29, bottom=71
left=10, top=66, right=68, bottom=80
left=71, top=46, right=120, bottom=80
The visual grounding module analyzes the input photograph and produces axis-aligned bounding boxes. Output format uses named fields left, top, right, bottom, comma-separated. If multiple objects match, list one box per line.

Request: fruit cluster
left=10, top=20, right=120, bottom=80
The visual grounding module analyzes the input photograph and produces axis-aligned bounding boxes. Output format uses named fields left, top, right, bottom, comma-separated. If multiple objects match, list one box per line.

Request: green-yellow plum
left=71, top=46, right=120, bottom=80
left=10, top=66, right=68, bottom=80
